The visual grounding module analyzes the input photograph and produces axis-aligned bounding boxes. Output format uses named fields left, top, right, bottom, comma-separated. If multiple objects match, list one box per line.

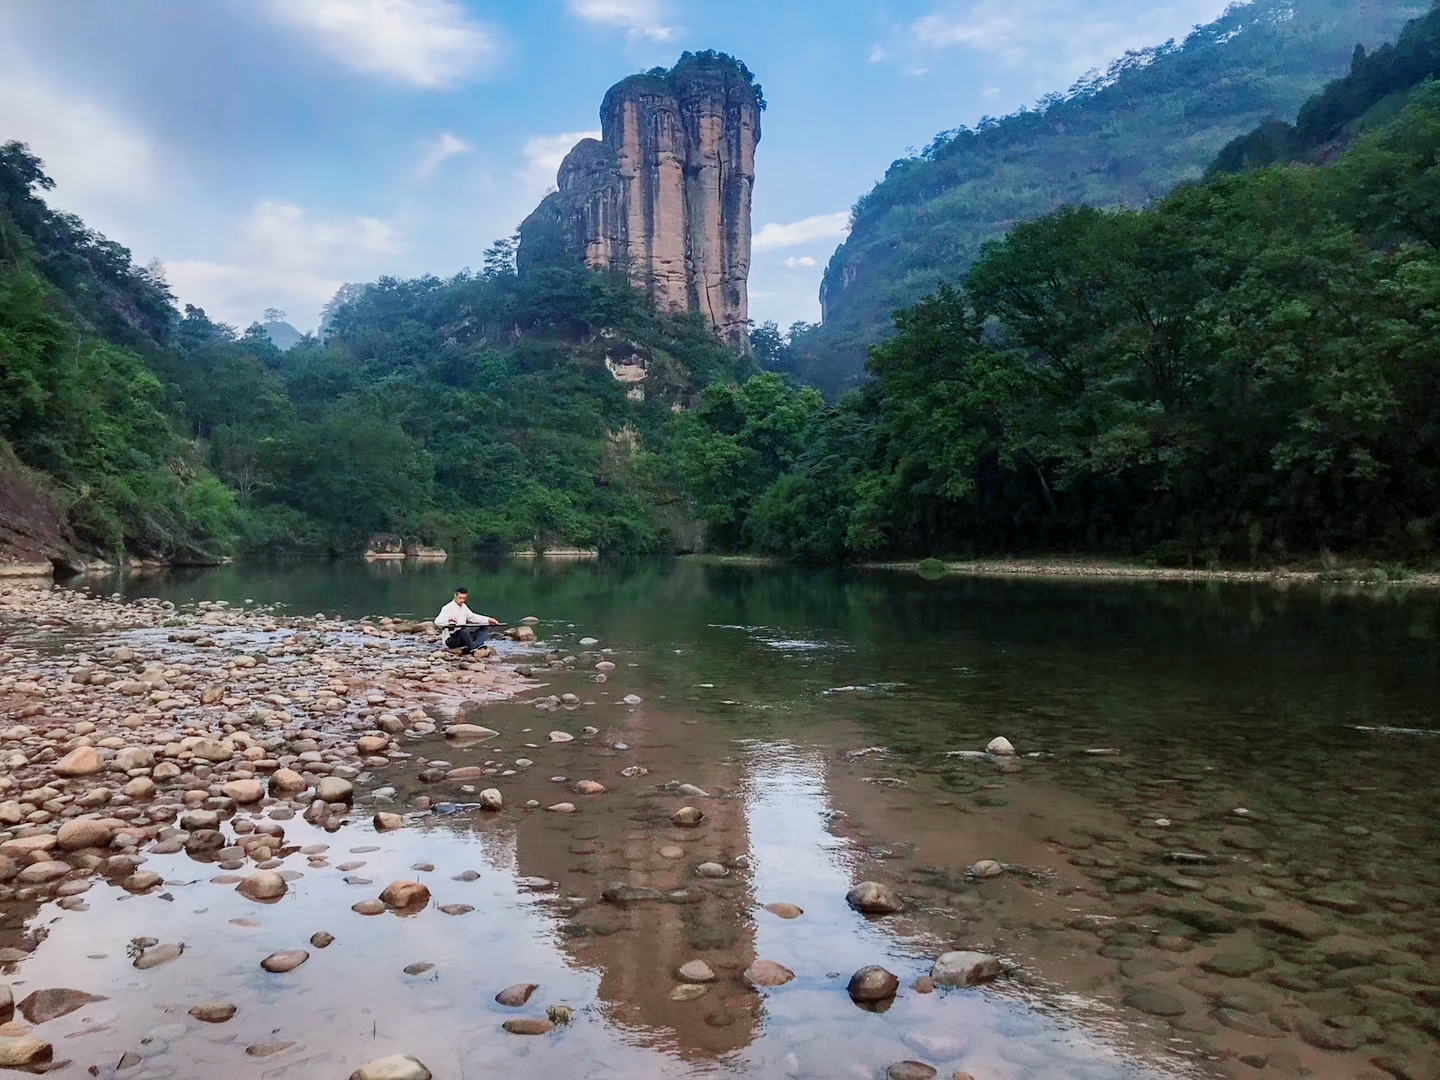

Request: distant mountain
left=1210, top=3, right=1440, bottom=174
left=794, top=0, right=1430, bottom=397
left=262, top=319, right=303, bottom=351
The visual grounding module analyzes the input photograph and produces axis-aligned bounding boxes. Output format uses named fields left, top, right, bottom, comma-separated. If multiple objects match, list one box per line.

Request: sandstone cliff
left=518, top=52, right=762, bottom=348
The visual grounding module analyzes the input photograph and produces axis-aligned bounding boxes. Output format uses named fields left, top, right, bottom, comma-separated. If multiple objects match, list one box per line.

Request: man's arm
left=434, top=602, right=459, bottom=627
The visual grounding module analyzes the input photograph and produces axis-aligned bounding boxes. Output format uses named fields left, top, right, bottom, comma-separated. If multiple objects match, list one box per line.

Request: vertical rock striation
left=518, top=53, right=762, bottom=348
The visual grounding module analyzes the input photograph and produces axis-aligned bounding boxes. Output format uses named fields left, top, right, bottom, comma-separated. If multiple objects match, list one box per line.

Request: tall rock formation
left=518, top=52, right=762, bottom=348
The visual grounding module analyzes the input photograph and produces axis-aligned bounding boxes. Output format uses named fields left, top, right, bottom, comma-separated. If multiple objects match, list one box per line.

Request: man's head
left=454, top=587, right=468, bottom=603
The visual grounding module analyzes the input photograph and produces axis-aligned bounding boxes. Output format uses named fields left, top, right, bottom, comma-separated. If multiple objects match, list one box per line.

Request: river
left=16, top=558, right=1440, bottom=1079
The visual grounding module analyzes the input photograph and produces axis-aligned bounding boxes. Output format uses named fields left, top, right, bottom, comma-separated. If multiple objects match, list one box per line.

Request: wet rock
left=18, top=988, right=106, bottom=1024
left=848, top=966, right=900, bottom=1002
left=846, top=881, right=904, bottom=915
left=438, top=904, right=473, bottom=915
left=134, top=943, right=184, bottom=969
left=575, top=780, right=605, bottom=795
left=373, top=813, right=404, bottom=832
left=56, top=817, right=115, bottom=850
left=670, top=806, right=705, bottom=827
left=247, top=1042, right=296, bottom=1058
left=180, top=809, right=220, bottom=830
left=695, top=862, right=728, bottom=878
left=1297, top=1017, right=1365, bottom=1051
left=188, top=1001, right=236, bottom=1023
left=930, top=951, right=1003, bottom=987
left=1123, top=985, right=1187, bottom=1017
left=122, top=870, right=164, bottom=893
left=352, top=900, right=385, bottom=915
left=623, top=694, right=643, bottom=705
left=969, top=859, right=1004, bottom=878
left=193, top=738, right=233, bottom=762
left=478, top=788, right=503, bottom=811
left=19, top=861, right=69, bottom=884
left=270, top=768, right=306, bottom=795
left=743, top=960, right=795, bottom=988
left=55, top=746, right=102, bottom=777
left=0, top=1037, right=51, bottom=1068
left=678, top=960, right=716, bottom=983
left=316, top=777, right=353, bottom=802
left=1201, top=939, right=1272, bottom=977
left=671, top=984, right=709, bottom=1001
left=379, top=880, right=430, bottom=908
left=495, top=983, right=536, bottom=1006
left=547, top=802, right=577, bottom=813
left=886, top=1062, right=937, bottom=1080
left=223, top=779, right=264, bottom=804
left=445, top=725, right=498, bottom=741
left=602, top=882, right=664, bottom=905
left=236, top=871, right=287, bottom=901
left=349, top=1053, right=433, bottom=1080
left=260, top=949, right=309, bottom=973
left=503, top=1018, right=554, bottom=1035
left=1257, top=909, right=1331, bottom=942
left=548, top=731, right=574, bottom=743
left=310, top=931, right=334, bottom=948
left=1305, top=885, right=1367, bottom=914
left=985, top=736, right=1015, bottom=756
left=403, top=963, right=434, bottom=976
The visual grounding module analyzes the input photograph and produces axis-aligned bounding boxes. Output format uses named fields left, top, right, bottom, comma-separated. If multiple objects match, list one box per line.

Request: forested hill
left=794, top=0, right=1429, bottom=397
left=0, top=141, right=778, bottom=562
left=1210, top=2, right=1440, bottom=173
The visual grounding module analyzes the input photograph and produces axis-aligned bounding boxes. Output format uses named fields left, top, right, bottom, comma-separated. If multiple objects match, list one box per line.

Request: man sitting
left=434, top=586, right=498, bottom=655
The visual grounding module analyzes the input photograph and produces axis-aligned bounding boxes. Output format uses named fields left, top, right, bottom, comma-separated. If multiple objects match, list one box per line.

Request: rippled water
left=18, top=559, right=1440, bottom=1079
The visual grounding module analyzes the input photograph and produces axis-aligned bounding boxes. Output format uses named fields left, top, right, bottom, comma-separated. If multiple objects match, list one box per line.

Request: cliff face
left=518, top=54, right=762, bottom=348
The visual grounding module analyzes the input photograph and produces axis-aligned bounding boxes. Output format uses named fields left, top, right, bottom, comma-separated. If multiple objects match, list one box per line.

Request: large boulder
left=846, top=881, right=904, bottom=915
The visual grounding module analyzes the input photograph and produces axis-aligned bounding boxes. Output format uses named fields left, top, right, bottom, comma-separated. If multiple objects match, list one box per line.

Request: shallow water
left=17, top=559, right=1440, bottom=1078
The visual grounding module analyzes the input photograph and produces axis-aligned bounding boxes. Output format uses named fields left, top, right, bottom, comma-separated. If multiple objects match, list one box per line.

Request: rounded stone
left=479, top=788, right=503, bottom=810
left=848, top=965, right=900, bottom=1002
left=887, top=1063, right=938, bottom=1080
left=223, top=779, right=264, bottom=804
left=349, top=1053, right=433, bottom=1080
left=846, top=881, right=904, bottom=915
left=743, top=959, right=795, bottom=988
left=373, top=812, right=404, bottom=832
left=56, top=817, right=114, bottom=850
left=985, top=736, right=1015, bottom=756
left=260, top=949, right=309, bottom=973
left=678, top=960, right=716, bottom=983
left=495, top=983, right=536, bottom=1007
left=764, top=902, right=803, bottom=919
left=670, top=806, right=705, bottom=827
left=188, top=1001, right=237, bottom=1023
left=55, top=746, right=103, bottom=777
left=316, top=777, right=353, bottom=802
left=379, top=880, right=430, bottom=908
left=502, top=1018, right=554, bottom=1035
left=930, top=951, right=1003, bottom=987
left=236, top=871, right=287, bottom=901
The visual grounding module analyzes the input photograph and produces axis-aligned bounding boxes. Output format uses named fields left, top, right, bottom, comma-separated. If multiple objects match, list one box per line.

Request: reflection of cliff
left=518, top=53, right=762, bottom=348
left=505, top=712, right=759, bottom=1057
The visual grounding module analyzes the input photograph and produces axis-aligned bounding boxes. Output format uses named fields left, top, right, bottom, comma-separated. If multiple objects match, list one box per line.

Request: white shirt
left=434, top=600, right=490, bottom=627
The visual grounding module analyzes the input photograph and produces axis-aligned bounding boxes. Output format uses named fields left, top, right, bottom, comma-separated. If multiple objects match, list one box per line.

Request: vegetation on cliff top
left=794, top=0, right=1429, bottom=397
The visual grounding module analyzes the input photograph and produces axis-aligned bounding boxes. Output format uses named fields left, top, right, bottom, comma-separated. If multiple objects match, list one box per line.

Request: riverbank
left=0, top=579, right=538, bottom=910
left=865, top=556, right=1440, bottom=587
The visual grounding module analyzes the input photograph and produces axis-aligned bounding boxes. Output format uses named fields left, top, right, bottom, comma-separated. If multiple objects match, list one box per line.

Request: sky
left=0, top=0, right=1239, bottom=333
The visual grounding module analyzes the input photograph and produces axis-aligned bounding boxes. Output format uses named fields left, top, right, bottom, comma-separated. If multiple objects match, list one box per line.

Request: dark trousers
left=445, top=625, right=486, bottom=651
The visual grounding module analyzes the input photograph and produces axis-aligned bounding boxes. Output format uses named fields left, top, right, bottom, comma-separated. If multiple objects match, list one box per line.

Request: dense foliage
left=0, top=143, right=238, bottom=557
left=1211, top=3, right=1440, bottom=173
left=698, top=83, right=1440, bottom=564
left=797, top=0, right=1429, bottom=397
left=0, top=144, right=756, bottom=559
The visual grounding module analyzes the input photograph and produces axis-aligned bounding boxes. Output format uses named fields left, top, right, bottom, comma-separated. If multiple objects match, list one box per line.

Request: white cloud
left=569, top=0, right=677, bottom=41
left=416, top=131, right=473, bottom=178
left=983, top=86, right=1002, bottom=98
left=783, top=255, right=817, bottom=269
left=901, top=0, right=1232, bottom=76
left=753, top=212, right=851, bottom=252
left=867, top=45, right=890, bottom=63
left=167, top=201, right=400, bottom=330
left=0, top=76, right=155, bottom=207
left=520, top=130, right=602, bottom=197
left=262, top=0, right=498, bottom=88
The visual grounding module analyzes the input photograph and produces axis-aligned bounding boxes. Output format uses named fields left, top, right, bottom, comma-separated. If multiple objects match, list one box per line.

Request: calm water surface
left=31, top=559, right=1440, bottom=1079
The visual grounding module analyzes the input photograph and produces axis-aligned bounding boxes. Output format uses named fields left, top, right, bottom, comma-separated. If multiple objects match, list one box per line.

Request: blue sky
left=0, top=0, right=1235, bottom=332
